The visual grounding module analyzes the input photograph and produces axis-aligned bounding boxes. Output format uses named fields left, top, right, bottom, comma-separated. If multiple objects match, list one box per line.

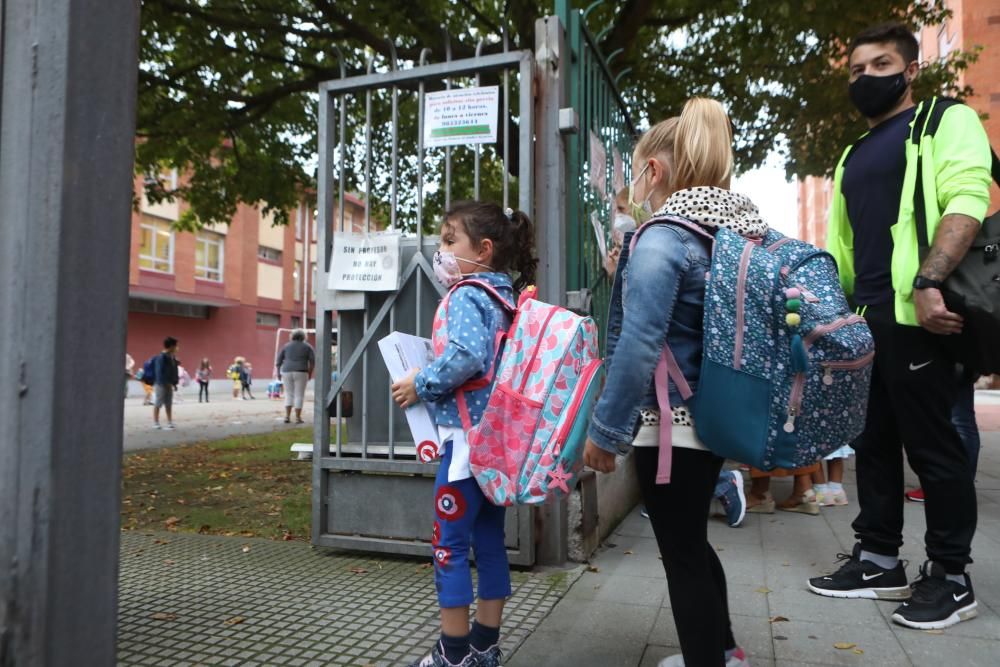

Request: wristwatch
left=912, top=275, right=943, bottom=290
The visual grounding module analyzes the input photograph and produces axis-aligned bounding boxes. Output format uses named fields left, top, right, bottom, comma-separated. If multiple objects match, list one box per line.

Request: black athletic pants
left=198, top=381, right=209, bottom=402
left=636, top=446, right=734, bottom=667
left=852, top=302, right=977, bottom=573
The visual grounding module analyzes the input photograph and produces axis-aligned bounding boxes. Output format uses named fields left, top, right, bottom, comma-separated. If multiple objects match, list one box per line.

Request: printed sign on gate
left=424, top=86, right=499, bottom=147
left=329, top=232, right=401, bottom=292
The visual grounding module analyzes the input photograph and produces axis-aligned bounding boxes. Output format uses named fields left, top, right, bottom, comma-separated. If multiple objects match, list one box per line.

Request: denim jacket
left=414, top=272, right=514, bottom=428
left=588, top=222, right=711, bottom=454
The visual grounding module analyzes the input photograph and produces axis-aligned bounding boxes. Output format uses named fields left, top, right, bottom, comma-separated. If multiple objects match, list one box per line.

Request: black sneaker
left=891, top=561, right=978, bottom=630
left=406, top=641, right=477, bottom=667
left=807, top=544, right=910, bottom=600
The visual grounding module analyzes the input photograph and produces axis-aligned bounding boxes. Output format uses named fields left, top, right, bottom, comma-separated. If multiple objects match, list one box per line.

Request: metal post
left=534, top=15, right=569, bottom=565
left=0, top=0, right=140, bottom=664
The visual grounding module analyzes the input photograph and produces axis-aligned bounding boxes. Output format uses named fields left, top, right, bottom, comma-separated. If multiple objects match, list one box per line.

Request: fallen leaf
left=782, top=562, right=790, bottom=567
left=419, top=563, right=432, bottom=570
left=586, top=565, right=600, bottom=573
left=833, top=642, right=856, bottom=650
left=605, top=542, right=618, bottom=549
left=716, top=547, right=725, bottom=552
left=853, top=649, right=864, bottom=655
left=623, top=550, right=634, bottom=555
left=924, top=629, right=944, bottom=635
left=774, top=635, right=788, bottom=641
left=755, top=587, right=771, bottom=594
left=808, top=635, right=818, bottom=640
left=769, top=616, right=789, bottom=623
left=198, top=525, right=211, bottom=534
left=241, top=545, right=251, bottom=553
left=151, top=612, right=176, bottom=621
left=164, top=559, right=175, bottom=566
left=350, top=567, right=368, bottom=574
left=223, top=616, right=246, bottom=626
left=153, top=539, right=170, bottom=545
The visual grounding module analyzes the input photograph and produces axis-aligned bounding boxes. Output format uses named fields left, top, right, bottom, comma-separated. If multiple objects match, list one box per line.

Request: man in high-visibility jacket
left=807, top=22, right=991, bottom=631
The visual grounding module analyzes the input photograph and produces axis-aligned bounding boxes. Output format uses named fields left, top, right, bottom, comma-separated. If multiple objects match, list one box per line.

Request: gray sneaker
left=406, top=641, right=477, bottom=667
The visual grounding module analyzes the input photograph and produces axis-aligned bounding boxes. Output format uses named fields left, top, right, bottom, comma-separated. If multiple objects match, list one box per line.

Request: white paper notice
left=378, top=332, right=440, bottom=461
left=613, top=148, right=625, bottom=195
left=424, top=86, right=500, bottom=147
left=588, top=130, right=607, bottom=199
left=329, top=231, right=401, bottom=292
left=590, top=211, right=608, bottom=263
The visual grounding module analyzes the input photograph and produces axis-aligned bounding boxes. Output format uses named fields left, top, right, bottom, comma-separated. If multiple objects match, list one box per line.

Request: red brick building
left=797, top=0, right=1000, bottom=245
left=126, top=174, right=370, bottom=380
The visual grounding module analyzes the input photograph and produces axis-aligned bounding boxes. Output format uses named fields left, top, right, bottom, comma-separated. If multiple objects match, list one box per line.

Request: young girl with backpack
left=196, top=358, right=212, bottom=403
left=583, top=98, right=762, bottom=667
left=391, top=200, right=537, bottom=667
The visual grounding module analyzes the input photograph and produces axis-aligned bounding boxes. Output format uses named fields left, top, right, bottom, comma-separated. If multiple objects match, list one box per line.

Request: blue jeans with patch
left=432, top=440, right=511, bottom=608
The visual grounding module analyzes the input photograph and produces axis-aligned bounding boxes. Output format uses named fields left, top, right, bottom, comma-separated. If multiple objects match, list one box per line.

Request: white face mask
left=627, top=163, right=654, bottom=224
left=433, top=250, right=493, bottom=287
left=613, top=213, right=638, bottom=234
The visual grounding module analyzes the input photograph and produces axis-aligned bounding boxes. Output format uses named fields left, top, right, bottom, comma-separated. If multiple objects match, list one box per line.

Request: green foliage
left=138, top=0, right=973, bottom=227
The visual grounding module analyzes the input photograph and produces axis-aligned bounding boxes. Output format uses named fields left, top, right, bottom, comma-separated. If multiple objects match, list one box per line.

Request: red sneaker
left=905, top=487, right=925, bottom=502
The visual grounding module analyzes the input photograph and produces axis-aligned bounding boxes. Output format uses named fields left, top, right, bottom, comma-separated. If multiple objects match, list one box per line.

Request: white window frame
left=195, top=231, right=225, bottom=282
left=294, top=260, right=302, bottom=301
left=138, top=219, right=174, bottom=274
left=311, top=262, right=317, bottom=301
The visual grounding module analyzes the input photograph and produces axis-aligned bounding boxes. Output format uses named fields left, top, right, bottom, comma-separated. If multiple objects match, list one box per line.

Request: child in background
left=813, top=445, right=854, bottom=506
left=390, top=201, right=537, bottom=667
left=196, top=358, right=212, bottom=403
left=241, top=362, right=256, bottom=400
left=229, top=357, right=244, bottom=399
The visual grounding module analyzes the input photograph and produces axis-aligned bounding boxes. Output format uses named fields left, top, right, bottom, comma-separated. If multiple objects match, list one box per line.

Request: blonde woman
left=584, top=99, right=761, bottom=667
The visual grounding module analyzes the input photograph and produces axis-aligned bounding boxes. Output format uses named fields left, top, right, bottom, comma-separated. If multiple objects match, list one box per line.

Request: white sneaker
left=165, top=423, right=176, bottom=430
left=658, top=647, right=750, bottom=667
left=152, top=423, right=162, bottom=430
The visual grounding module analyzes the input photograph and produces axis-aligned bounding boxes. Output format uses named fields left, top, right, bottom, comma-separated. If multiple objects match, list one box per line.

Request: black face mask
left=848, top=72, right=909, bottom=119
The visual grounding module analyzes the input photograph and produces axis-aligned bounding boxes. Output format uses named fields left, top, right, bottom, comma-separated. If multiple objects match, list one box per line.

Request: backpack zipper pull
left=783, top=408, right=798, bottom=433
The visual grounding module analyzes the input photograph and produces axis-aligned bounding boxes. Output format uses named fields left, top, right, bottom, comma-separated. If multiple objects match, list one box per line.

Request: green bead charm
left=785, top=298, right=801, bottom=312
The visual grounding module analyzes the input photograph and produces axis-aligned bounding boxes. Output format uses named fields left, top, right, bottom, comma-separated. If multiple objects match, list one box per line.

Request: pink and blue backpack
left=632, top=216, right=874, bottom=476
left=431, top=280, right=604, bottom=505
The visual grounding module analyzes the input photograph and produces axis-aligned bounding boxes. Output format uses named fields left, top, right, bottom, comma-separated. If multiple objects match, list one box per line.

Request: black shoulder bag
left=913, top=98, right=1000, bottom=374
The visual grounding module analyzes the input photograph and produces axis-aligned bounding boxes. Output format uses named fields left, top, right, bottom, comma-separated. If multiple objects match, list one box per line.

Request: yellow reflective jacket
left=826, top=98, right=992, bottom=325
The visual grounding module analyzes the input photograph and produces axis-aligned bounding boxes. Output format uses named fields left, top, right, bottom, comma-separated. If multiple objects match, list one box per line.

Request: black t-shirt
left=841, top=106, right=916, bottom=306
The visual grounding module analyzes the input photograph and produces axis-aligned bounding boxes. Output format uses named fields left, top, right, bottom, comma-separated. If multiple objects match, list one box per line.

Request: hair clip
left=504, top=207, right=514, bottom=220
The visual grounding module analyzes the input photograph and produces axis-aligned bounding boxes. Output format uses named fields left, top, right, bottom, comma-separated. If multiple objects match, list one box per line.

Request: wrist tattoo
left=919, top=214, right=980, bottom=282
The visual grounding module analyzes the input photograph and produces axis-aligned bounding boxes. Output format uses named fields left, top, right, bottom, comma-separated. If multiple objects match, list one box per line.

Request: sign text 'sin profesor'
left=329, top=232, right=401, bottom=292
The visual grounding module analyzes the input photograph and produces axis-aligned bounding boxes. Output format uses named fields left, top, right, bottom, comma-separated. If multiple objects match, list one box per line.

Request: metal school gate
left=313, top=8, right=634, bottom=565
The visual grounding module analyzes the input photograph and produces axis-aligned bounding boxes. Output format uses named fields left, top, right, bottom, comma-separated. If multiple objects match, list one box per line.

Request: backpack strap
left=652, top=343, right=695, bottom=485
left=628, top=214, right=716, bottom=256
left=913, top=97, right=1000, bottom=253
left=441, top=279, right=517, bottom=432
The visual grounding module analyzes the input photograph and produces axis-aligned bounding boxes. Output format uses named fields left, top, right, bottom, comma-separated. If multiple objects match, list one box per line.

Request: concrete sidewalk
left=508, top=431, right=1000, bottom=667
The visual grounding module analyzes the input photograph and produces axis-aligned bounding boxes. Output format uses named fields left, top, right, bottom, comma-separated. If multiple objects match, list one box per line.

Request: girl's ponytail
left=508, top=210, right=537, bottom=292
left=671, top=98, right=734, bottom=193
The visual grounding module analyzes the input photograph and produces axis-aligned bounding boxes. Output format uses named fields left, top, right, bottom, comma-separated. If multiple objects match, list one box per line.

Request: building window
left=295, top=206, right=303, bottom=240
left=291, top=315, right=302, bottom=329
left=256, top=312, right=280, bottom=327
left=195, top=232, right=224, bottom=282
left=294, top=260, right=302, bottom=301
left=311, top=262, right=317, bottom=301
left=258, top=246, right=282, bottom=262
left=138, top=219, right=174, bottom=273
left=128, top=298, right=208, bottom=319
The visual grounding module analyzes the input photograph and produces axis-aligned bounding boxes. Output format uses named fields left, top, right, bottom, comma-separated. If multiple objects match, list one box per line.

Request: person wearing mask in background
left=806, top=23, right=991, bottom=631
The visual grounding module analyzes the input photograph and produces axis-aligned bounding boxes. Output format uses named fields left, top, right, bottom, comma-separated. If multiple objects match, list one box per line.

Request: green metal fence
left=559, top=0, right=637, bottom=344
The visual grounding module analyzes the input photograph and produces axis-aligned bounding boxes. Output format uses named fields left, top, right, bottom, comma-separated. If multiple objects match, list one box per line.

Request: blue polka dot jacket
left=414, top=272, right=514, bottom=428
